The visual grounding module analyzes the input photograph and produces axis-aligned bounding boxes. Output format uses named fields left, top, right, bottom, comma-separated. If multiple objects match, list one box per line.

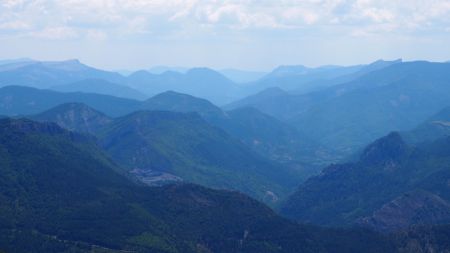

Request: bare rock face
left=359, top=190, right=450, bottom=232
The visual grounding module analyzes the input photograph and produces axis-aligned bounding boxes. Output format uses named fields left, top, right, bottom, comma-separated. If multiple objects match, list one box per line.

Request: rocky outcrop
left=359, top=190, right=450, bottom=232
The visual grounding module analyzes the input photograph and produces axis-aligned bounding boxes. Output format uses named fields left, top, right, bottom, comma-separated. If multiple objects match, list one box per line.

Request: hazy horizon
left=1, top=0, right=450, bottom=71
left=0, top=56, right=415, bottom=73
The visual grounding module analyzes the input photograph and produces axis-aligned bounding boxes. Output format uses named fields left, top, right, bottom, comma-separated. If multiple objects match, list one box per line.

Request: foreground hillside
left=281, top=130, right=450, bottom=232
left=0, top=118, right=399, bottom=253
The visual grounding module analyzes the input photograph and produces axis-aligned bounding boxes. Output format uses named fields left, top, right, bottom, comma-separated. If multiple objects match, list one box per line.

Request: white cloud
left=1, top=0, right=26, bottom=9
left=282, top=7, right=320, bottom=25
left=30, top=26, right=78, bottom=40
left=85, top=29, right=107, bottom=41
left=0, top=0, right=450, bottom=40
left=361, top=8, right=394, bottom=23
left=0, top=20, right=30, bottom=30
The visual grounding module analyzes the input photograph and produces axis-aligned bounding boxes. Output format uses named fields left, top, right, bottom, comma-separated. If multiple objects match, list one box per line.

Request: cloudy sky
left=1, top=0, right=450, bottom=70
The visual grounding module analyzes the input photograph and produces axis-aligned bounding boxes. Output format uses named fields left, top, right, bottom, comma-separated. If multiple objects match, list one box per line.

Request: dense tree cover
left=98, top=110, right=301, bottom=201
left=31, top=103, right=306, bottom=205
left=281, top=131, right=450, bottom=231
left=0, top=118, right=401, bottom=253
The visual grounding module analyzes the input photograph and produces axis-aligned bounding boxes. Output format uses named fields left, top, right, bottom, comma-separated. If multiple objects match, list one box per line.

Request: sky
left=0, top=0, right=450, bottom=71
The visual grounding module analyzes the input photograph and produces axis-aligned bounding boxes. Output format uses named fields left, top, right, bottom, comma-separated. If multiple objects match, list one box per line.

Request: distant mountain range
left=0, top=59, right=125, bottom=88
left=228, top=61, right=450, bottom=155
left=126, top=67, right=239, bottom=105
left=0, top=59, right=241, bottom=104
left=146, top=66, right=267, bottom=83
left=0, top=58, right=410, bottom=106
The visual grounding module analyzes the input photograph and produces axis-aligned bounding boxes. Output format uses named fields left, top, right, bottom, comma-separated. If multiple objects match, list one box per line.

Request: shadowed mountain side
left=281, top=131, right=450, bottom=232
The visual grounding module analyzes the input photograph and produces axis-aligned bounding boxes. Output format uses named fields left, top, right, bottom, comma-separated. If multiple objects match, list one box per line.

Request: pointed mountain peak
left=360, top=59, right=403, bottom=73
left=144, top=91, right=224, bottom=117
left=360, top=132, right=408, bottom=165
left=152, top=90, right=192, bottom=99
